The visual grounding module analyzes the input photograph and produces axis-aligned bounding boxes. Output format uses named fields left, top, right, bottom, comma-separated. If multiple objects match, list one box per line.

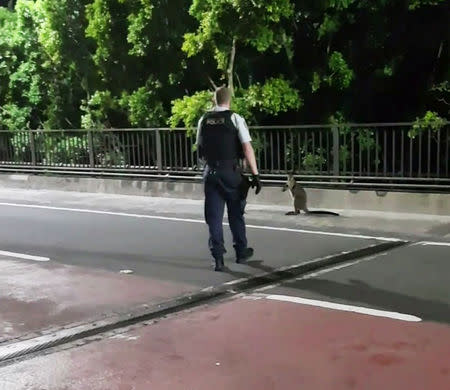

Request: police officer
left=196, top=86, right=262, bottom=272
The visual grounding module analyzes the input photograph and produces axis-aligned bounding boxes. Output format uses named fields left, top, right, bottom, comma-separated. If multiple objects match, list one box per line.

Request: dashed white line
left=0, top=250, right=50, bottom=262
left=416, top=241, right=450, bottom=247
left=0, top=202, right=402, bottom=242
left=264, top=294, right=422, bottom=322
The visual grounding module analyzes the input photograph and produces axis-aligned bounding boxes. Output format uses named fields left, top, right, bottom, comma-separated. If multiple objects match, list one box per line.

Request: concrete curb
left=0, top=240, right=407, bottom=365
left=1, top=173, right=449, bottom=215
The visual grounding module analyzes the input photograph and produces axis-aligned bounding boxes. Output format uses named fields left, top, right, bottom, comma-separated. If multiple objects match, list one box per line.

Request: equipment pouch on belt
left=239, top=174, right=252, bottom=200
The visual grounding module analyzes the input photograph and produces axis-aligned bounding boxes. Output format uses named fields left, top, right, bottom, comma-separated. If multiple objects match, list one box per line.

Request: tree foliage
left=0, top=0, right=448, bottom=132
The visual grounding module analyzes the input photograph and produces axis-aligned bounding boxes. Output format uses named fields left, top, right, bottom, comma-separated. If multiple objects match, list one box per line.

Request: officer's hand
left=251, top=174, right=262, bottom=195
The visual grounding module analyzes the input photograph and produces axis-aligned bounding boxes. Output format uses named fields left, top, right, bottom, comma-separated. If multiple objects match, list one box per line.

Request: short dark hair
left=214, top=86, right=232, bottom=105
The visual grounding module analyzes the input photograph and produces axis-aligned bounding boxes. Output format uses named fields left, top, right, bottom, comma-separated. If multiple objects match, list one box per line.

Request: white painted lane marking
left=0, top=250, right=50, bottom=262
left=416, top=241, right=450, bottom=247
left=0, top=202, right=402, bottom=242
left=264, top=294, right=422, bottom=322
left=245, top=224, right=401, bottom=242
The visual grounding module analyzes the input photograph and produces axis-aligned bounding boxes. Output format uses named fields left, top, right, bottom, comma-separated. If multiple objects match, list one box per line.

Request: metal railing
left=0, top=123, right=449, bottom=190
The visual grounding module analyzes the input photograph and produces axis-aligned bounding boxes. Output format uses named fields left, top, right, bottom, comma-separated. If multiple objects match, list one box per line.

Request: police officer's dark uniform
left=197, top=107, right=259, bottom=271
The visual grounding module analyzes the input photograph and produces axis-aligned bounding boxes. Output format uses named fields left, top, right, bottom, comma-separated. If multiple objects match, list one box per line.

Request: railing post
left=87, top=130, right=95, bottom=168
left=155, top=129, right=163, bottom=170
left=332, top=126, right=340, bottom=176
left=29, top=131, right=36, bottom=166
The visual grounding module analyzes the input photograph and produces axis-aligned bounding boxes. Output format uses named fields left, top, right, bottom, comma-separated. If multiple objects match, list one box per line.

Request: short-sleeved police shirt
left=196, top=106, right=252, bottom=148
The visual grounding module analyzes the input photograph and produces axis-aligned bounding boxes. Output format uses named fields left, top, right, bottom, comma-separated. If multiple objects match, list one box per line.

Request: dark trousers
left=204, top=166, right=247, bottom=260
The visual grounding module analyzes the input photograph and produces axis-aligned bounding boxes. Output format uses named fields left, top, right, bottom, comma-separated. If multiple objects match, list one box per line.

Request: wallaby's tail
left=306, top=210, right=340, bottom=216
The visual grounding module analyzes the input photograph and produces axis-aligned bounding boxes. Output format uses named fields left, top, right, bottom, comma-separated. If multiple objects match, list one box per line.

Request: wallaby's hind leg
left=285, top=210, right=300, bottom=216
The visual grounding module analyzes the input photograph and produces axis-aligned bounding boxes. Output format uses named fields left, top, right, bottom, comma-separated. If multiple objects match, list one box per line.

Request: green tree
left=171, top=0, right=302, bottom=129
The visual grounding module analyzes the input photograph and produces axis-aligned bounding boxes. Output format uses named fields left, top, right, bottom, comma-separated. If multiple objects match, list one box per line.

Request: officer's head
left=214, top=86, right=232, bottom=107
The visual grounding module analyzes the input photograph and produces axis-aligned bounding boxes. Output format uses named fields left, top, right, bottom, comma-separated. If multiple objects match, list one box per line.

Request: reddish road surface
left=0, top=296, right=449, bottom=390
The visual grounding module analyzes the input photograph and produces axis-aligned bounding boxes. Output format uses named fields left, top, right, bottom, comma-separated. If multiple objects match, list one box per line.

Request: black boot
left=214, top=257, right=225, bottom=272
left=236, top=248, right=254, bottom=264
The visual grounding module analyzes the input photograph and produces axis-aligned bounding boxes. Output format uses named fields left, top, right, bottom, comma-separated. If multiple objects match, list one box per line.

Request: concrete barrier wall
left=0, top=174, right=448, bottom=216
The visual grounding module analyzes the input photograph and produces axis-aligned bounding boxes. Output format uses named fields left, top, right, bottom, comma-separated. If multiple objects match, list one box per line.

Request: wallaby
left=282, top=174, right=339, bottom=216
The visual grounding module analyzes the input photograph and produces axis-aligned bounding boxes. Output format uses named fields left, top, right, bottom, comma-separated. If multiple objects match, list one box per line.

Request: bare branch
left=207, top=75, right=218, bottom=91
left=227, top=38, right=237, bottom=95
left=235, top=72, right=243, bottom=90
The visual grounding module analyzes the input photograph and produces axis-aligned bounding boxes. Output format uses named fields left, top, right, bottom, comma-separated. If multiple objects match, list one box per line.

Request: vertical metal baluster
left=427, top=128, right=431, bottom=177
left=184, top=131, right=189, bottom=170
left=418, top=131, right=422, bottom=177
left=10, top=132, right=14, bottom=163
left=180, top=132, right=184, bottom=170
left=375, top=131, right=379, bottom=176
left=140, top=131, right=145, bottom=168
left=270, top=131, right=274, bottom=172
left=277, top=131, right=281, bottom=172
left=392, top=128, right=396, bottom=176
left=351, top=132, right=355, bottom=175
left=304, top=130, right=309, bottom=173
left=446, top=127, right=449, bottom=177
left=88, top=131, right=95, bottom=168
left=179, top=132, right=183, bottom=169
left=359, top=131, right=362, bottom=176
left=47, top=133, right=51, bottom=166
left=367, top=131, right=370, bottom=176
left=304, top=130, right=308, bottom=157
left=283, top=130, right=287, bottom=172
left=263, top=132, right=267, bottom=172
left=132, top=132, right=137, bottom=168
left=312, top=130, right=316, bottom=173
left=401, top=129, right=404, bottom=177
left=124, top=131, right=128, bottom=168
left=436, top=128, right=440, bottom=178
left=173, top=133, right=177, bottom=170
left=6, top=132, right=10, bottom=162
left=173, top=133, right=177, bottom=169
left=256, top=131, right=262, bottom=170
left=341, top=132, right=346, bottom=175
left=106, top=132, right=110, bottom=168
left=298, top=131, right=302, bottom=173
left=71, top=135, right=75, bottom=167
left=174, top=133, right=179, bottom=169
left=162, top=131, right=167, bottom=170
left=177, top=132, right=181, bottom=170
left=190, top=133, right=195, bottom=171
left=124, top=132, right=129, bottom=168
left=136, top=131, right=142, bottom=168
left=383, top=130, right=387, bottom=177
left=167, top=131, right=171, bottom=170
left=117, top=132, right=122, bottom=168
left=175, top=132, right=180, bottom=170
left=146, top=131, right=151, bottom=168
left=410, top=135, right=413, bottom=177
left=319, top=130, right=323, bottom=173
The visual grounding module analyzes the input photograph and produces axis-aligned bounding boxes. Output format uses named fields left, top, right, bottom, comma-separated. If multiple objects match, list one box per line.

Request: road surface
left=0, top=189, right=449, bottom=389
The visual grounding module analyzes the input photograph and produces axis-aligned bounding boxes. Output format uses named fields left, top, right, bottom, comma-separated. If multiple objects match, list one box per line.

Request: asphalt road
left=1, top=193, right=449, bottom=389
left=0, top=203, right=378, bottom=286
left=262, top=243, right=450, bottom=323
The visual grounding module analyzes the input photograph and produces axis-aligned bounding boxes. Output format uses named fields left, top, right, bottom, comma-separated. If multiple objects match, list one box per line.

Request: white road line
left=416, top=241, right=450, bottom=247
left=264, top=294, right=422, bottom=322
left=0, top=202, right=402, bottom=242
left=0, top=250, right=50, bottom=262
left=245, top=224, right=401, bottom=242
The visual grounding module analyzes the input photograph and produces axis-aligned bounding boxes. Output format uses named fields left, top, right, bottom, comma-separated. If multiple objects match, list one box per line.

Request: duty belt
left=207, top=159, right=240, bottom=169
